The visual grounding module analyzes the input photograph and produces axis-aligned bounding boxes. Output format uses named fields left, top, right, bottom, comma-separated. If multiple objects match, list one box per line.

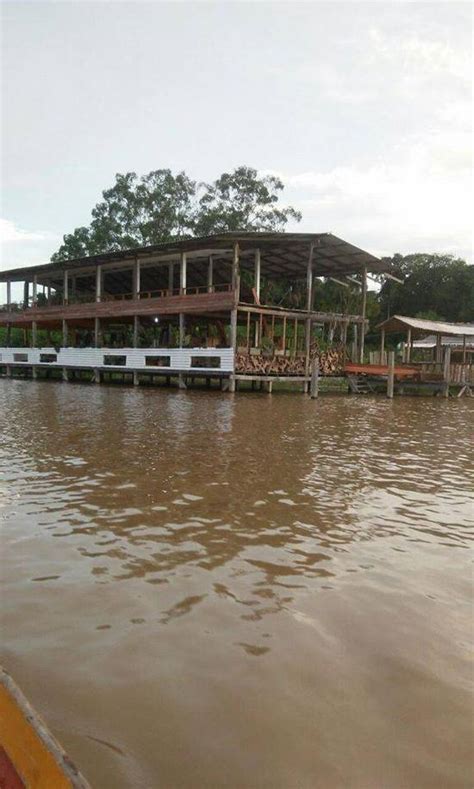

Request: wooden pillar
left=31, top=321, right=37, bottom=348
left=229, top=308, right=238, bottom=393
left=179, top=314, right=185, bottom=347
left=405, top=328, right=412, bottom=363
left=359, top=266, right=367, bottom=363
left=96, top=265, right=102, bottom=302
left=246, top=311, right=251, bottom=351
left=47, top=285, right=51, bottom=305
left=23, top=281, right=29, bottom=308
left=435, top=334, right=442, bottom=363
left=71, top=276, right=76, bottom=301
left=387, top=351, right=395, bottom=398
left=63, top=270, right=69, bottom=305
left=133, top=259, right=141, bottom=299
left=462, top=336, right=466, bottom=364
left=6, top=280, right=11, bottom=307
left=62, top=319, right=68, bottom=347
left=352, top=324, right=358, bottom=362
left=380, top=328, right=385, bottom=365
left=180, top=252, right=187, bottom=295
left=168, top=263, right=174, bottom=293
left=207, top=256, right=214, bottom=293
left=310, top=357, right=319, bottom=398
left=306, top=243, right=314, bottom=312
left=254, top=249, right=261, bottom=302
left=94, top=317, right=100, bottom=348
left=293, top=319, right=298, bottom=355
left=232, top=243, right=240, bottom=302
left=133, top=315, right=139, bottom=348
left=6, top=324, right=11, bottom=346
left=32, top=275, right=38, bottom=305
left=443, top=346, right=451, bottom=397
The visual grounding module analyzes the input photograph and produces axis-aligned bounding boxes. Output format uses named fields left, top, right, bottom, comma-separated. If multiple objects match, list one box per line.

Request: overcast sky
left=1, top=0, right=472, bottom=292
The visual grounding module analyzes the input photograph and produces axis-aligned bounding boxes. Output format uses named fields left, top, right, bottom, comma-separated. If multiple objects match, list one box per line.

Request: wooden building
left=0, top=232, right=391, bottom=391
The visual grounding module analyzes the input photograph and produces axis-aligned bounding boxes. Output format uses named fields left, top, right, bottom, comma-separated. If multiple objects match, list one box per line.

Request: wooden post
left=306, top=243, right=314, bottom=312
left=293, top=319, right=298, bottom=355
left=32, top=275, right=38, bottom=305
left=180, top=252, right=187, bottom=294
left=380, top=328, right=385, bottom=365
left=63, top=270, right=69, bottom=305
left=133, top=316, right=139, bottom=348
left=246, top=311, right=251, bottom=351
left=387, top=350, right=395, bottom=398
left=310, top=357, right=319, bottom=398
left=229, top=308, right=238, bottom=393
left=96, top=265, right=102, bottom=302
left=351, top=324, right=358, bottom=362
left=62, top=367, right=68, bottom=382
left=179, top=313, right=185, bottom=347
left=71, top=276, right=76, bottom=301
left=207, top=256, right=214, bottom=293
left=62, top=319, right=68, bottom=347
left=31, top=321, right=37, bottom=348
left=443, top=346, right=451, bottom=397
left=254, top=249, right=261, bottom=303
left=282, top=316, right=287, bottom=353
left=133, top=259, right=141, bottom=299
left=405, top=328, right=412, bottom=363
left=168, top=262, right=174, bottom=293
left=6, top=280, right=11, bottom=308
left=359, top=266, right=367, bottom=363
left=435, top=334, right=442, bottom=363
left=6, top=324, right=11, bottom=346
left=47, top=285, right=51, bottom=305
left=232, top=243, right=240, bottom=302
left=462, top=336, right=466, bottom=363
left=23, top=281, right=29, bottom=308
left=94, top=317, right=100, bottom=348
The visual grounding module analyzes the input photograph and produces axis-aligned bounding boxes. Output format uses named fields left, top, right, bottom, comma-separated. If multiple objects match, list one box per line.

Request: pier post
left=207, top=256, right=214, bottom=293
left=133, top=316, right=139, bottom=348
left=62, top=319, right=68, bottom=347
left=310, top=357, right=319, bottom=398
left=443, top=346, right=451, bottom=397
left=31, top=321, right=37, bottom=348
left=62, top=367, right=68, bottom=382
left=359, top=267, right=367, bottom=363
left=6, top=365, right=11, bottom=378
left=133, top=371, right=139, bottom=386
left=94, top=317, right=101, bottom=348
left=387, top=351, right=395, bottom=398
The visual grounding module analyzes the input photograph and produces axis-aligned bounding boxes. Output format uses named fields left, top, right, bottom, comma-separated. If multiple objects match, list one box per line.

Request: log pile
left=235, top=343, right=346, bottom=376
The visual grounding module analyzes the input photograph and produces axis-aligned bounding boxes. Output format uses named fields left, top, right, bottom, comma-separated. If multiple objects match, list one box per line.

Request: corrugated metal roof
left=377, top=315, right=474, bottom=337
left=0, top=231, right=389, bottom=283
left=412, top=334, right=474, bottom=348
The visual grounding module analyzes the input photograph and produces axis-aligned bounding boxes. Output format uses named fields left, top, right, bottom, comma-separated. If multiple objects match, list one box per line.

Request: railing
left=1, top=284, right=233, bottom=312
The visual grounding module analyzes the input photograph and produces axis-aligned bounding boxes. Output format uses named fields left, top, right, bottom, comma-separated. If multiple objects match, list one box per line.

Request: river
left=0, top=379, right=473, bottom=788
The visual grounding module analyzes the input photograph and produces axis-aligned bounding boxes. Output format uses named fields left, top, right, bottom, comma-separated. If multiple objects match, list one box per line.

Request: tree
left=51, top=166, right=301, bottom=261
left=51, top=170, right=196, bottom=261
left=378, top=253, right=474, bottom=323
left=194, top=166, right=301, bottom=236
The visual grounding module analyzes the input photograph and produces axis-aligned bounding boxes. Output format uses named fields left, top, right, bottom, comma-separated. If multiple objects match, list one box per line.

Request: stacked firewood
left=235, top=343, right=346, bottom=376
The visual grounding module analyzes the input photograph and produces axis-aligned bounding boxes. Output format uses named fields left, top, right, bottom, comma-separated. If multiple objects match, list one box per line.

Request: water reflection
left=1, top=380, right=473, bottom=788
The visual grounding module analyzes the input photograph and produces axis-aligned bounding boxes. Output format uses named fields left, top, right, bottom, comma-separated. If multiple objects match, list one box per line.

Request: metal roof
left=412, top=334, right=474, bottom=348
left=0, top=232, right=389, bottom=284
left=377, top=315, right=474, bottom=337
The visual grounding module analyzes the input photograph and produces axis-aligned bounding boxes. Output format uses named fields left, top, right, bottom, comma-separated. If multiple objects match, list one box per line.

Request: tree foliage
left=378, top=253, right=474, bottom=323
left=51, top=166, right=301, bottom=261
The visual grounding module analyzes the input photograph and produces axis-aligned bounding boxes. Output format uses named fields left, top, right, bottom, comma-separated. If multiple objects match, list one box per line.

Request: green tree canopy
left=51, top=166, right=301, bottom=261
left=378, top=253, right=474, bottom=323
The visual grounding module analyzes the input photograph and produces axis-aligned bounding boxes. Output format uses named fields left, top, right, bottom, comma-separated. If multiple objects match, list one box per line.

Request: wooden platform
left=344, top=362, right=420, bottom=378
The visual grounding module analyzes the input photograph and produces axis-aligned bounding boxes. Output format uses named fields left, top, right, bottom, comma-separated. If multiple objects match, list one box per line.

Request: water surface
left=1, top=380, right=473, bottom=788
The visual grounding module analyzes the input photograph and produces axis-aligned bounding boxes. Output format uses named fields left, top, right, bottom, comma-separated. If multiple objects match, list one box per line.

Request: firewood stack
left=235, top=343, right=346, bottom=376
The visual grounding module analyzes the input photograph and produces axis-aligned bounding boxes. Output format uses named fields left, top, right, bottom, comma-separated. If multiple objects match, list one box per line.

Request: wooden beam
left=359, top=266, right=367, bottom=363
left=207, top=256, right=214, bottom=293
left=387, top=351, right=395, bottom=398
left=180, top=253, right=187, bottom=294
left=95, top=265, right=102, bottom=303
left=254, top=249, right=261, bottom=303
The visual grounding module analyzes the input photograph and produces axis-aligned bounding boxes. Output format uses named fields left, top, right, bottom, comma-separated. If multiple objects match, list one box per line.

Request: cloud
left=0, top=218, right=54, bottom=244
left=266, top=130, right=473, bottom=261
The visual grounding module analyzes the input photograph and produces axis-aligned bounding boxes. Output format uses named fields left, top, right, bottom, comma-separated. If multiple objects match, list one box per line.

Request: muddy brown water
left=0, top=379, right=473, bottom=789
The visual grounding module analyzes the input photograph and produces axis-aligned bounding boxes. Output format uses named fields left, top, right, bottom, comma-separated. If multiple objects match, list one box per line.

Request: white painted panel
left=1, top=347, right=234, bottom=373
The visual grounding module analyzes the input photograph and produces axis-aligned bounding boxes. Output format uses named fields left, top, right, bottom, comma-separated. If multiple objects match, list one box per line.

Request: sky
left=1, top=0, right=472, bottom=299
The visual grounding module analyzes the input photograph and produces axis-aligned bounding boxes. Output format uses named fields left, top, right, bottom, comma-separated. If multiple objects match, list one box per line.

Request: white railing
left=0, top=347, right=234, bottom=373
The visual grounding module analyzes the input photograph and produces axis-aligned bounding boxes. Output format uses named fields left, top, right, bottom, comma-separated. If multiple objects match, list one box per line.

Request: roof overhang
left=377, top=314, right=474, bottom=337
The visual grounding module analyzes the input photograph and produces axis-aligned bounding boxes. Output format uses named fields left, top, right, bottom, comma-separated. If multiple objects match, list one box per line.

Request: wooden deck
left=344, top=362, right=420, bottom=378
